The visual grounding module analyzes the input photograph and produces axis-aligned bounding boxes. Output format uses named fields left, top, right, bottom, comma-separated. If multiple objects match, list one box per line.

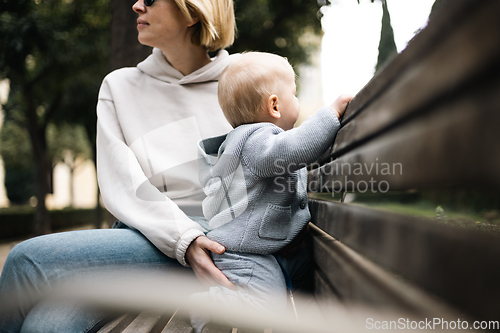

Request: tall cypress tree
left=375, top=0, right=397, bottom=72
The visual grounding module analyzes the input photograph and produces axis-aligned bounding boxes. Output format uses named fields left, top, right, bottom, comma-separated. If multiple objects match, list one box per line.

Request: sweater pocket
left=258, top=204, right=292, bottom=240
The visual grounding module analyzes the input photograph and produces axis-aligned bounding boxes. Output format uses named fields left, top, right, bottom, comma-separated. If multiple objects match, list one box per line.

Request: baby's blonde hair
left=218, top=52, right=293, bottom=128
left=174, top=0, right=236, bottom=51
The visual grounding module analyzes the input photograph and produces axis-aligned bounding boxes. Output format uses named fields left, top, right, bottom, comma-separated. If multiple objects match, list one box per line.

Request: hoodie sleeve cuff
left=175, top=228, right=205, bottom=267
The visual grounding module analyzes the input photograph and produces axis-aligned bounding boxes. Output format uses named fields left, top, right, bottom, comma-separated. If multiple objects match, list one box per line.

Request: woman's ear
left=187, top=16, right=200, bottom=27
left=267, top=94, right=281, bottom=119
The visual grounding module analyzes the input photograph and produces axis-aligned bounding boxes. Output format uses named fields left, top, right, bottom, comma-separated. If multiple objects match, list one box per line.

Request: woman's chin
left=137, top=35, right=154, bottom=48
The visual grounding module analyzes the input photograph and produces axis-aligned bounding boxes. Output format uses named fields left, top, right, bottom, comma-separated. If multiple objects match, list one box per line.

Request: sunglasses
left=144, top=0, right=155, bottom=6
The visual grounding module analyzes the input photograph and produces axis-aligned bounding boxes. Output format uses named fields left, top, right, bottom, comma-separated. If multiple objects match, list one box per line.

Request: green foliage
left=0, top=114, right=35, bottom=203
left=0, top=0, right=110, bottom=123
left=1, top=116, right=92, bottom=203
left=3, top=167, right=36, bottom=204
left=352, top=0, right=399, bottom=72
left=0, top=118, right=32, bottom=169
left=429, top=0, right=448, bottom=22
left=0, top=0, right=109, bottom=210
left=0, top=0, right=110, bottom=85
left=375, top=0, right=397, bottom=72
left=228, top=0, right=325, bottom=67
left=47, top=122, right=92, bottom=168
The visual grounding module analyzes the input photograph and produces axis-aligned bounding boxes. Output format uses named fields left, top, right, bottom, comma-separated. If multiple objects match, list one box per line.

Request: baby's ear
left=267, top=94, right=281, bottom=119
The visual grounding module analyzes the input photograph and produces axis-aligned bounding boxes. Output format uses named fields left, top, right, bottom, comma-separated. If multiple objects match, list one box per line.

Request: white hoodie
left=97, top=48, right=233, bottom=266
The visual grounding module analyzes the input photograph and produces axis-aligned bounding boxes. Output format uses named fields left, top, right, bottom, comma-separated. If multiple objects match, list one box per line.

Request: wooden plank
left=309, top=75, right=500, bottom=192
left=312, top=269, right=340, bottom=303
left=150, top=313, right=176, bottom=333
left=201, top=323, right=232, bottom=333
left=96, top=312, right=177, bottom=333
left=121, top=312, right=162, bottom=333
left=308, top=198, right=500, bottom=321
left=317, top=0, right=500, bottom=164
left=161, top=310, right=193, bottom=333
left=228, top=328, right=265, bottom=333
left=98, top=313, right=138, bottom=333
left=202, top=324, right=263, bottom=333
left=160, top=310, right=252, bottom=333
left=97, top=314, right=129, bottom=333
left=309, top=223, right=459, bottom=319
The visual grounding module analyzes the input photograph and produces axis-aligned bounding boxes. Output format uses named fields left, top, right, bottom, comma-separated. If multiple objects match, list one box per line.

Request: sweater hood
left=137, top=48, right=232, bottom=85
left=197, top=124, right=267, bottom=229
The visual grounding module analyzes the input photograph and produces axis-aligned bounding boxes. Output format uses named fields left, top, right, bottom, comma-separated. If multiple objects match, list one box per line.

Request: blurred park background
left=0, top=0, right=498, bottom=248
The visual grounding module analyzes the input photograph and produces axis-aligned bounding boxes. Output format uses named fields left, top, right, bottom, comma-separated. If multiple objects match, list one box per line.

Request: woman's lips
left=137, top=19, right=149, bottom=28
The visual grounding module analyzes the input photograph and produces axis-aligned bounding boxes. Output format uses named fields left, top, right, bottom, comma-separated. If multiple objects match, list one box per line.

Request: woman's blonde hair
left=174, top=0, right=236, bottom=51
left=218, top=52, right=292, bottom=128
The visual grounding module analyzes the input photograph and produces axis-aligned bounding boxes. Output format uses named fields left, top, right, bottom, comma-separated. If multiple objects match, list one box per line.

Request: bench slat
left=98, top=313, right=139, bottom=333
left=96, top=311, right=193, bottom=333
left=312, top=269, right=341, bottom=303
left=97, top=314, right=131, bottom=333
left=121, top=312, right=163, bottom=333
left=309, top=75, right=500, bottom=191
left=161, top=310, right=193, bottom=333
left=201, top=325, right=234, bottom=333
left=309, top=222, right=459, bottom=319
left=309, top=199, right=500, bottom=321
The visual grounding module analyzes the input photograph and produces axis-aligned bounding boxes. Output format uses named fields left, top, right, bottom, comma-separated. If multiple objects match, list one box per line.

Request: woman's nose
left=132, top=0, right=146, bottom=13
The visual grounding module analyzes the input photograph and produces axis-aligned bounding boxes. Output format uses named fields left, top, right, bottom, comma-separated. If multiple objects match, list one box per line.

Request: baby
left=193, top=52, right=353, bottom=331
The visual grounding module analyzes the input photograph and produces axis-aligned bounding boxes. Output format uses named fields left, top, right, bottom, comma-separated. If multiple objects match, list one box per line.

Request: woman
left=0, top=0, right=237, bottom=331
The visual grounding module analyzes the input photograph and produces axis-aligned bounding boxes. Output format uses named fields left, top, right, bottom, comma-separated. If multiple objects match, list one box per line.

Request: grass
left=309, top=192, right=500, bottom=236
left=0, top=205, right=36, bottom=214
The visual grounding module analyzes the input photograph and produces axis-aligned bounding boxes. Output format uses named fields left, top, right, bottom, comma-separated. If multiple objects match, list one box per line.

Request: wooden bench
left=95, top=0, right=500, bottom=331
left=308, top=0, right=500, bottom=326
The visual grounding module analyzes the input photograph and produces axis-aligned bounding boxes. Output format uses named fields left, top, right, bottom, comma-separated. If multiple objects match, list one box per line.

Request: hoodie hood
left=137, top=48, right=231, bottom=85
left=197, top=125, right=269, bottom=229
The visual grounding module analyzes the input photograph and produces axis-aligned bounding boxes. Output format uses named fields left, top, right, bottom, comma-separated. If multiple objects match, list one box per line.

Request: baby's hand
left=330, top=94, right=355, bottom=119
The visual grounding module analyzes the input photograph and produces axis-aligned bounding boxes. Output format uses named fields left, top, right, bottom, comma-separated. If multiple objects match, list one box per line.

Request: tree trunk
left=90, top=0, right=151, bottom=230
left=95, top=187, right=102, bottom=229
left=111, top=0, right=152, bottom=71
left=26, top=91, right=51, bottom=235
left=33, top=158, right=50, bottom=235
left=69, top=166, right=74, bottom=208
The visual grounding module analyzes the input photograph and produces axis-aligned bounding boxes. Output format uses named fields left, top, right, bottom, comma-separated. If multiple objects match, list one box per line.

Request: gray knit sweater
left=197, top=106, right=341, bottom=254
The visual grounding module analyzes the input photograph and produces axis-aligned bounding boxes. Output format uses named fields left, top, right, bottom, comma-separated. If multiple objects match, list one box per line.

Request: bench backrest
left=307, top=0, right=500, bottom=323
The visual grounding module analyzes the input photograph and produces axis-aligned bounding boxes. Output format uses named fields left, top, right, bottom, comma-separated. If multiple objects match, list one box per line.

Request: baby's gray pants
left=190, top=251, right=287, bottom=332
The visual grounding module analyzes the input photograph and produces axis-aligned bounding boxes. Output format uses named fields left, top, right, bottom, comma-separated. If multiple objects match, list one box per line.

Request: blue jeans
left=0, top=221, right=309, bottom=333
left=0, top=222, right=188, bottom=333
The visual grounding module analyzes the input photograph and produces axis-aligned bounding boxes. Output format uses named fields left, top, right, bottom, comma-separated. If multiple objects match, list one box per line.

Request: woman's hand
left=186, top=236, right=237, bottom=290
